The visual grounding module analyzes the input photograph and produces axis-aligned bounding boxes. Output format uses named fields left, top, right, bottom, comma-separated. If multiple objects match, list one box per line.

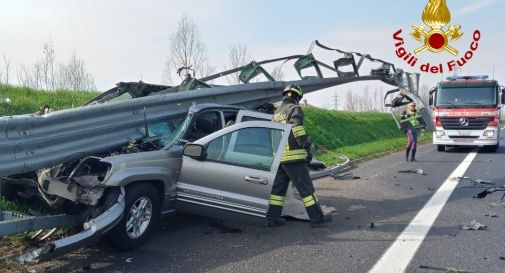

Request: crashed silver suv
left=2, top=103, right=313, bottom=262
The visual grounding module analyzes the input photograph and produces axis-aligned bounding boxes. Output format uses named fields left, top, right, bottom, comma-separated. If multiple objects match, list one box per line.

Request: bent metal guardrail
left=0, top=41, right=430, bottom=177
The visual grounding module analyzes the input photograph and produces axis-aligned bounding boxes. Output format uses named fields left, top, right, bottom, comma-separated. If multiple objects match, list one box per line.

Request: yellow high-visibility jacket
left=272, top=101, right=310, bottom=163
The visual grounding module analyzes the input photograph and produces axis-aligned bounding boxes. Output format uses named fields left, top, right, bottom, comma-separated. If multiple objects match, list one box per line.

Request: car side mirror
left=183, top=144, right=206, bottom=160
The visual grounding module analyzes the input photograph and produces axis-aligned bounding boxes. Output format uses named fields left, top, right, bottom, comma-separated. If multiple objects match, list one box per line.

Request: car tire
left=437, top=145, right=445, bottom=152
left=107, top=183, right=160, bottom=251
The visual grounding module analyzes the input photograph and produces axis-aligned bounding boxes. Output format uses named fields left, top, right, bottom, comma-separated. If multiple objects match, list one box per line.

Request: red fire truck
left=430, top=75, right=504, bottom=152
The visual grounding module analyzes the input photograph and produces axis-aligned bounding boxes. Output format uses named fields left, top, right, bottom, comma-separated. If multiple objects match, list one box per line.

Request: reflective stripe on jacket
left=272, top=101, right=310, bottom=163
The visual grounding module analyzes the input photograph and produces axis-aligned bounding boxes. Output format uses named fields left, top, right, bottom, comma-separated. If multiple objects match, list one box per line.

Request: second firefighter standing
left=401, top=102, right=423, bottom=162
left=266, top=84, right=332, bottom=228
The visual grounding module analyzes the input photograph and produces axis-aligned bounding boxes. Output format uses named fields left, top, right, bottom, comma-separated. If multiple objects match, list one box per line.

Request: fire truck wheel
left=437, top=145, right=445, bottom=152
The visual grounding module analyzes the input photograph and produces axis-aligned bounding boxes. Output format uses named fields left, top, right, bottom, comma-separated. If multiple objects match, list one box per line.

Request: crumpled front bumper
left=16, top=187, right=125, bottom=264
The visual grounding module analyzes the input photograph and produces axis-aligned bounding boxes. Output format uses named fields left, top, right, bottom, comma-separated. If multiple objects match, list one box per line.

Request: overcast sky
left=1, top=0, right=503, bottom=108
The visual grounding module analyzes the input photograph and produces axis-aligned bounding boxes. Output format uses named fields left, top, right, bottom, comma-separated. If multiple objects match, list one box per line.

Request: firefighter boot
left=306, top=202, right=332, bottom=228
left=410, top=149, right=417, bottom=162
left=405, top=148, right=411, bottom=162
left=266, top=204, right=285, bottom=228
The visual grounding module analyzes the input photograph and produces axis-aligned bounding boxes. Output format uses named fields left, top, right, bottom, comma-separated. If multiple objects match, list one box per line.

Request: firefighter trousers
left=267, top=161, right=324, bottom=221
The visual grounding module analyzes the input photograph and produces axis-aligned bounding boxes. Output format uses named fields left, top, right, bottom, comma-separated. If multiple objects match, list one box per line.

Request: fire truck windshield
left=435, top=86, right=497, bottom=108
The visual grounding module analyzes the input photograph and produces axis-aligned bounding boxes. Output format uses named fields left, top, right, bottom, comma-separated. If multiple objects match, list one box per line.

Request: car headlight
left=483, top=130, right=495, bottom=137
left=435, top=130, right=446, bottom=137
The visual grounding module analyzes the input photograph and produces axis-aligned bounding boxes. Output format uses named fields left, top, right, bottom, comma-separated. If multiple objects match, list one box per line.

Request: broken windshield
left=435, top=86, right=497, bottom=108
left=147, top=114, right=192, bottom=147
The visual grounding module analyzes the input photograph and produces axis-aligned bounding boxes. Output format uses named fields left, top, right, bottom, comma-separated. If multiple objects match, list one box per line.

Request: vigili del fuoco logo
left=392, top=0, right=481, bottom=74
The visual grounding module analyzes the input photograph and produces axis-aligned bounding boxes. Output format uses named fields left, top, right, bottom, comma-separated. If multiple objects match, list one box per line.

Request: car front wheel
left=107, top=183, right=160, bottom=251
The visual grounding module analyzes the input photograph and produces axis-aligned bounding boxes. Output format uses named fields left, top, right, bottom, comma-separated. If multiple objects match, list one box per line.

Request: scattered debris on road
left=484, top=213, right=499, bottom=218
left=473, top=186, right=505, bottom=200
left=460, top=220, right=487, bottom=231
left=419, top=265, right=473, bottom=273
left=454, top=176, right=494, bottom=185
left=427, top=186, right=436, bottom=191
left=125, top=257, right=133, bottom=263
left=398, top=169, right=426, bottom=175
left=230, top=245, right=245, bottom=249
left=331, top=172, right=360, bottom=180
left=369, top=222, right=375, bottom=229
left=347, top=205, right=366, bottom=212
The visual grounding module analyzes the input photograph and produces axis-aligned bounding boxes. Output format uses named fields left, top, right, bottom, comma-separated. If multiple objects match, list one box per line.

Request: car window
left=223, top=111, right=237, bottom=127
left=186, top=111, right=223, bottom=142
left=206, top=127, right=283, bottom=171
left=108, top=92, right=133, bottom=102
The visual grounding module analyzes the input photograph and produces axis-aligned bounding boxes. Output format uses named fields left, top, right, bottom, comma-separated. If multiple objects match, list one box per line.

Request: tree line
left=1, top=38, right=96, bottom=92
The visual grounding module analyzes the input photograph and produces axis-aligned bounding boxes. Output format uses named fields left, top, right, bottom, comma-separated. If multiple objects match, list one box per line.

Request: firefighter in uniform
left=267, top=84, right=332, bottom=228
left=401, top=102, right=422, bottom=162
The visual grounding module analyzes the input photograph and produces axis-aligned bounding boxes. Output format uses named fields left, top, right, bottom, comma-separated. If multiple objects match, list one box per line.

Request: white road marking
left=369, top=150, right=479, bottom=273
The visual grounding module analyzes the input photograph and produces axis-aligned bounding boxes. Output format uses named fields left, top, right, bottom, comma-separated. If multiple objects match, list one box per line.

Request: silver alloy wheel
left=126, top=196, right=153, bottom=239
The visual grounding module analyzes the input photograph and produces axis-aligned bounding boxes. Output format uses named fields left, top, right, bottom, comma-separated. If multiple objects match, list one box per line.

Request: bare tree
left=164, top=14, right=213, bottom=82
left=17, top=38, right=56, bottom=90
left=17, top=63, right=43, bottom=89
left=2, top=53, right=11, bottom=84
left=271, top=65, right=285, bottom=81
left=345, top=90, right=357, bottom=111
left=41, top=39, right=56, bottom=90
left=57, top=52, right=96, bottom=92
left=161, top=60, right=173, bottom=85
left=225, top=43, right=250, bottom=84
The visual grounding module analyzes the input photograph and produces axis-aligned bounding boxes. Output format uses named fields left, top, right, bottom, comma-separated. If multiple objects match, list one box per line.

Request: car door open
left=175, top=121, right=291, bottom=226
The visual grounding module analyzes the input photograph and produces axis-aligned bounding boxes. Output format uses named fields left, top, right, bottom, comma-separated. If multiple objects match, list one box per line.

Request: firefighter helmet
left=282, top=84, right=303, bottom=99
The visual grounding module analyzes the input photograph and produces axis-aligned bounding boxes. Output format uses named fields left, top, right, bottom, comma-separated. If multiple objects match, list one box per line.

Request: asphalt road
left=30, top=138, right=505, bottom=273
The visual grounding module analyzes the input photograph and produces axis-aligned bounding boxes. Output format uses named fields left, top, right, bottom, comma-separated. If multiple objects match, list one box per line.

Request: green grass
left=304, top=106, right=432, bottom=165
left=0, top=197, right=30, bottom=213
left=0, top=84, right=99, bottom=116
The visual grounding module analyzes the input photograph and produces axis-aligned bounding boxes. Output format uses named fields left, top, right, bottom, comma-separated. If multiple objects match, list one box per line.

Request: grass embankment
left=304, top=107, right=432, bottom=165
left=0, top=84, right=99, bottom=116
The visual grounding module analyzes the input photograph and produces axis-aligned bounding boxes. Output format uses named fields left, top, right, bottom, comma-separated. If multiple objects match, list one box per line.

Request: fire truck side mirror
left=428, top=87, right=436, bottom=106
left=501, top=88, right=505, bottom=105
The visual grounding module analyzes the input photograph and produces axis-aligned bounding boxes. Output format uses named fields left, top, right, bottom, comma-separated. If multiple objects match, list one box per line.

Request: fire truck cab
left=430, top=75, right=505, bottom=152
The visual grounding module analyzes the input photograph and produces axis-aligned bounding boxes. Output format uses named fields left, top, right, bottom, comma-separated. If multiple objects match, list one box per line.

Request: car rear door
left=175, top=121, right=291, bottom=226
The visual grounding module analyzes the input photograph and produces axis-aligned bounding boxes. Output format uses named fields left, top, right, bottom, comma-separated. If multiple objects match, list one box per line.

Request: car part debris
left=419, top=265, right=473, bottom=273
left=473, top=186, right=505, bottom=200
left=484, top=213, right=498, bottom=218
left=330, top=172, right=360, bottom=180
left=398, top=169, right=426, bottom=175
left=311, top=155, right=350, bottom=180
left=455, top=176, right=494, bottom=185
left=460, top=220, right=487, bottom=231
